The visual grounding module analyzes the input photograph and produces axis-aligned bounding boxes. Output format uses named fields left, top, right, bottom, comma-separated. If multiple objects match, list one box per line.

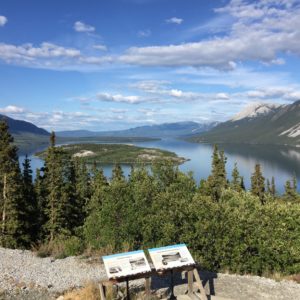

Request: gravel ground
left=1, top=247, right=300, bottom=300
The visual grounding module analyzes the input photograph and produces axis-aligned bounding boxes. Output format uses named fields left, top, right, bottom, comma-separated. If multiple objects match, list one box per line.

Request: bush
left=36, top=235, right=84, bottom=259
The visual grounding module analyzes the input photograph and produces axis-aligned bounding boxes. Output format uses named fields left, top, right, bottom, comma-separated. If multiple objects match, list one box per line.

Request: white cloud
left=0, top=16, right=7, bottom=27
left=93, top=44, right=108, bottom=51
left=119, top=1, right=300, bottom=69
left=96, top=93, right=142, bottom=104
left=74, top=21, right=95, bottom=33
left=137, top=29, right=151, bottom=37
left=0, top=105, right=25, bottom=114
left=166, top=17, right=183, bottom=25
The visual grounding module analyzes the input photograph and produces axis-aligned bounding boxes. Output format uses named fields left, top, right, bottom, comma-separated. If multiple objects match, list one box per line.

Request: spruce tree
left=0, top=120, right=28, bottom=248
left=271, top=176, right=276, bottom=198
left=73, top=158, right=91, bottom=227
left=22, top=155, right=38, bottom=243
left=251, top=164, right=265, bottom=204
left=231, top=163, right=242, bottom=192
left=43, top=133, right=75, bottom=240
left=34, top=168, right=47, bottom=240
left=207, top=145, right=227, bottom=201
left=284, top=177, right=298, bottom=201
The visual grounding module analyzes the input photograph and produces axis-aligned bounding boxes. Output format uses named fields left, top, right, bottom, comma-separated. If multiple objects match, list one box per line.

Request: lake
left=19, top=139, right=300, bottom=194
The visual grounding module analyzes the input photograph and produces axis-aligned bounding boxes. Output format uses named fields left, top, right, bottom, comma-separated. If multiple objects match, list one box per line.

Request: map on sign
left=148, top=244, right=195, bottom=271
left=102, top=250, right=151, bottom=279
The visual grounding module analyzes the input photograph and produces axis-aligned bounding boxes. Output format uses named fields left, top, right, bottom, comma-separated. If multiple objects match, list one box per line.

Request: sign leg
left=126, top=277, right=130, bottom=300
left=170, top=269, right=176, bottom=300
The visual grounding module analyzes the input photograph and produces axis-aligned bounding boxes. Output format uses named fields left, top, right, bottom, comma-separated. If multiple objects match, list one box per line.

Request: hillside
left=57, top=121, right=218, bottom=138
left=0, top=114, right=49, bottom=136
left=189, top=101, right=300, bottom=145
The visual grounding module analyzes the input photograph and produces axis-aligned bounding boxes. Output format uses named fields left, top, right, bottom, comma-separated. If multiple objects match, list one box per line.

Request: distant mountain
left=57, top=121, right=218, bottom=138
left=0, top=114, right=49, bottom=136
left=189, top=100, right=300, bottom=145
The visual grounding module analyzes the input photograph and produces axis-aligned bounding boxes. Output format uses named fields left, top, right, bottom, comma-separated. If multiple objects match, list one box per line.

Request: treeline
left=1, top=120, right=300, bottom=276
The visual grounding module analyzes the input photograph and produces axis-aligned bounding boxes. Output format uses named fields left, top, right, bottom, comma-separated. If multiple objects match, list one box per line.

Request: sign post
left=100, top=244, right=208, bottom=300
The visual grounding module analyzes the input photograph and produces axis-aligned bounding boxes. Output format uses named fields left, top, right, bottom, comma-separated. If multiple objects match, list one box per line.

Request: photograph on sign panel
left=103, top=250, right=151, bottom=279
left=149, top=244, right=195, bottom=271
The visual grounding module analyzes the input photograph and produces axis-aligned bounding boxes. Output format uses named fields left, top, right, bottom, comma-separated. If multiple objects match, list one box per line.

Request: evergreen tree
left=22, top=155, right=38, bottom=243
left=240, top=176, right=245, bottom=191
left=231, top=163, right=242, bottom=192
left=73, top=158, right=91, bottom=227
left=0, top=120, right=28, bottom=248
left=34, top=168, right=47, bottom=240
left=206, top=145, right=227, bottom=201
left=88, top=167, right=108, bottom=212
left=43, top=133, right=75, bottom=240
left=251, top=164, right=265, bottom=204
left=111, top=163, right=124, bottom=181
left=284, top=176, right=298, bottom=201
left=271, top=176, right=276, bottom=197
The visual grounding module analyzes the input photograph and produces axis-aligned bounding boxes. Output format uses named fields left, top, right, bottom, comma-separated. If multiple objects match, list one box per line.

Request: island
left=35, top=143, right=187, bottom=165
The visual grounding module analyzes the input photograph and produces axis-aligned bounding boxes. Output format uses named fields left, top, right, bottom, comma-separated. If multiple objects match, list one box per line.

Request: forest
left=0, top=120, right=300, bottom=277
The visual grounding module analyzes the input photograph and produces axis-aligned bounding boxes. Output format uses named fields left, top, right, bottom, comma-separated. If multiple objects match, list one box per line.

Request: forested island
left=1, top=120, right=300, bottom=279
left=35, top=143, right=187, bottom=164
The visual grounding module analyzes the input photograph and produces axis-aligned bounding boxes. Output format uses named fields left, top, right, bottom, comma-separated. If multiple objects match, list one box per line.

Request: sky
left=1, top=0, right=300, bottom=131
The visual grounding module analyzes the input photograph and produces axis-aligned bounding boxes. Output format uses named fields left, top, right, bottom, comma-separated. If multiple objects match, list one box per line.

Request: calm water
left=19, top=139, right=300, bottom=194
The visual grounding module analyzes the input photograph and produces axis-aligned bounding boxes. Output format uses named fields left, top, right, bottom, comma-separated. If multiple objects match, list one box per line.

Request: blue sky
left=1, top=0, right=300, bottom=131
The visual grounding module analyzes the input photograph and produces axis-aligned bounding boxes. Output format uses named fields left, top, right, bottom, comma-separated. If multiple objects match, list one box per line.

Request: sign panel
left=148, top=244, right=195, bottom=271
left=102, top=250, right=151, bottom=279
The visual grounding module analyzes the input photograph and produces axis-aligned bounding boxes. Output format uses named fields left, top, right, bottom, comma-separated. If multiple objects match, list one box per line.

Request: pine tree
left=22, top=155, right=38, bottom=243
left=271, top=177, right=276, bottom=197
left=111, top=164, right=124, bottom=181
left=231, top=163, right=242, bottom=192
left=73, top=158, right=91, bottom=227
left=284, top=176, right=298, bottom=201
left=43, top=133, right=75, bottom=240
left=240, top=176, right=245, bottom=191
left=34, top=168, right=47, bottom=240
left=207, top=145, right=227, bottom=201
left=251, top=164, right=265, bottom=204
left=0, top=120, right=28, bottom=248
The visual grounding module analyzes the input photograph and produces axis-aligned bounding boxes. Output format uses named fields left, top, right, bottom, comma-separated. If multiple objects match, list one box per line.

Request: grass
left=35, top=143, right=187, bottom=165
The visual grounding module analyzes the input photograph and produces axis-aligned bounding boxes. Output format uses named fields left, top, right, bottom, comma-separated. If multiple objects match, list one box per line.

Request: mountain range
left=189, top=100, right=300, bottom=145
left=56, top=121, right=217, bottom=138
left=2, top=99, right=300, bottom=148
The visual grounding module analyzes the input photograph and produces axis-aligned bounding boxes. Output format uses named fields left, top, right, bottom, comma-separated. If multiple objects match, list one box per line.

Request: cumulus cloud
left=0, top=42, right=112, bottom=70
left=96, top=93, right=142, bottom=104
left=0, top=105, right=25, bottom=114
left=166, top=17, right=183, bottom=25
left=74, top=21, right=95, bottom=32
left=0, top=16, right=7, bottom=26
left=118, top=0, right=300, bottom=69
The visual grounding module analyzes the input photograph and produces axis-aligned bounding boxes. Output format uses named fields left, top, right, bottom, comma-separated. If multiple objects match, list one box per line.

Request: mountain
left=0, top=114, right=49, bottom=136
left=189, top=101, right=300, bottom=145
left=57, top=121, right=218, bottom=138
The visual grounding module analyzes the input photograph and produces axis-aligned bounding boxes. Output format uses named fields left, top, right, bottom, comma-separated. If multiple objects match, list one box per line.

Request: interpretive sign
left=102, top=250, right=151, bottom=279
left=148, top=244, right=195, bottom=271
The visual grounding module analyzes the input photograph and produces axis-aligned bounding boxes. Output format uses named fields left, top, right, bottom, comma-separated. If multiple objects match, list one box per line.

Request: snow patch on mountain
left=231, top=102, right=280, bottom=121
left=280, top=122, right=300, bottom=138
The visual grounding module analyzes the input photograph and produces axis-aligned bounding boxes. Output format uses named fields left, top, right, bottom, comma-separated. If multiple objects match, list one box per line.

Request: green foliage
left=0, top=120, right=29, bottom=248
left=202, top=145, right=227, bottom=201
left=251, top=164, right=265, bottom=204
